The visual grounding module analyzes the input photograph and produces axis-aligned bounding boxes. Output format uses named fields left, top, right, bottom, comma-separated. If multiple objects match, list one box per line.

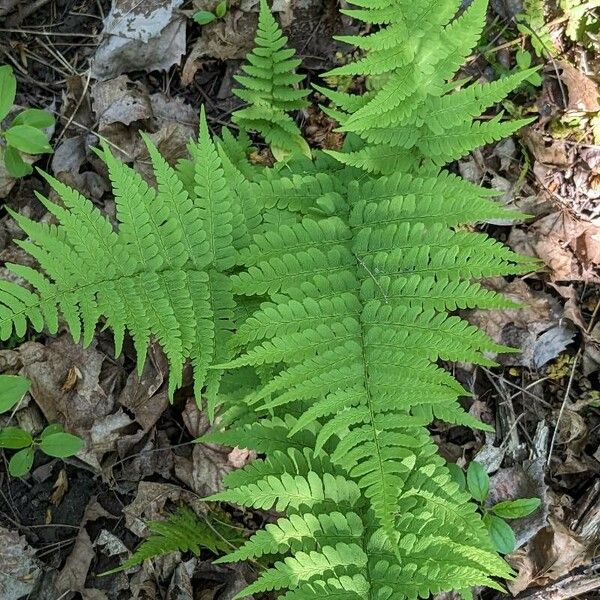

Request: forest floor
left=0, top=0, right=599, bottom=599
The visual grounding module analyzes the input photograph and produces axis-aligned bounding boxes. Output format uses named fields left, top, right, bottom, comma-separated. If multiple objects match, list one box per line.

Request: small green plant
left=102, top=505, right=244, bottom=574
left=560, top=0, right=600, bottom=43
left=450, top=461, right=542, bottom=554
left=516, top=0, right=559, bottom=57
left=0, top=65, right=54, bottom=178
left=515, top=50, right=543, bottom=86
left=193, top=0, right=228, bottom=25
left=0, top=374, right=83, bottom=477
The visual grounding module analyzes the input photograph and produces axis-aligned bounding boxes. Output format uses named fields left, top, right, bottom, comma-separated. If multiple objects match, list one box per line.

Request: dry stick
left=55, top=68, right=92, bottom=145
left=0, top=28, right=99, bottom=37
left=547, top=297, right=600, bottom=465
left=4, top=0, right=51, bottom=27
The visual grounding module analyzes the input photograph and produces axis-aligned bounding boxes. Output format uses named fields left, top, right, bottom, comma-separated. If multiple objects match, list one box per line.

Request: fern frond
left=232, top=0, right=310, bottom=157
left=321, top=0, right=533, bottom=174
left=101, top=507, right=240, bottom=575
left=0, top=112, right=244, bottom=402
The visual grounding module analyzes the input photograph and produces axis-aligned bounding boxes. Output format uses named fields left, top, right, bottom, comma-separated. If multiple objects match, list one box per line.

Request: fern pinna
left=0, top=0, right=536, bottom=597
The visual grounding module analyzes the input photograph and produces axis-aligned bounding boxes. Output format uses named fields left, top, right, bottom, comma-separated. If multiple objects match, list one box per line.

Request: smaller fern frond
left=101, top=507, right=241, bottom=575
left=232, top=0, right=310, bottom=158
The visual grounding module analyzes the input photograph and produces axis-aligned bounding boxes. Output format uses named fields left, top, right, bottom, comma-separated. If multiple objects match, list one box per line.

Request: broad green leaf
left=515, top=49, right=532, bottom=69
left=9, top=446, right=34, bottom=477
left=492, top=497, right=541, bottom=519
left=0, top=65, right=16, bottom=122
left=484, top=514, right=516, bottom=554
left=447, top=463, right=466, bottom=491
left=39, top=432, right=84, bottom=457
left=0, top=374, right=31, bottom=413
left=466, top=461, right=489, bottom=502
left=215, top=1, right=227, bottom=18
left=0, top=426, right=33, bottom=449
left=5, top=125, right=53, bottom=154
left=40, top=423, right=64, bottom=440
left=12, top=108, right=55, bottom=129
left=193, top=10, right=216, bottom=24
left=3, top=145, right=32, bottom=178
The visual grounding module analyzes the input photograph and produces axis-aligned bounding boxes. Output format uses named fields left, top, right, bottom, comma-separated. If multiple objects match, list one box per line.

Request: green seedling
left=0, top=65, right=54, bottom=178
left=450, top=461, right=542, bottom=554
left=193, top=0, right=228, bottom=25
left=0, top=374, right=83, bottom=477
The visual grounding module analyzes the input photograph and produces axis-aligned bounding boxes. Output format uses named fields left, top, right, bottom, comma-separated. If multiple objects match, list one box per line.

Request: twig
left=55, top=68, right=92, bottom=144
left=547, top=298, right=600, bottom=465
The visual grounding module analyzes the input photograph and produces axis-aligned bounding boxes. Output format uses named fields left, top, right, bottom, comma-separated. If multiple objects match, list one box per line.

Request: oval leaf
left=40, top=423, right=64, bottom=440
left=3, top=145, right=32, bottom=178
left=12, top=108, right=55, bottom=129
left=39, top=432, right=84, bottom=458
left=492, top=497, right=541, bottom=519
left=5, top=125, right=53, bottom=155
left=0, top=427, right=33, bottom=449
left=466, top=460, right=489, bottom=502
left=193, top=10, right=217, bottom=24
left=0, top=64, right=17, bottom=122
left=0, top=374, right=31, bottom=413
left=447, top=463, right=466, bottom=492
left=485, top=514, right=517, bottom=554
left=215, top=0, right=227, bottom=18
left=9, top=446, right=34, bottom=477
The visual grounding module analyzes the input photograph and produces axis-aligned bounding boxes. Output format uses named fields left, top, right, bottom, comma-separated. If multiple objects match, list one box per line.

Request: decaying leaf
left=91, top=0, right=187, bottom=80
left=466, top=279, right=572, bottom=368
left=0, top=527, right=42, bottom=600
left=559, top=61, right=600, bottom=113
left=509, top=210, right=600, bottom=282
left=182, top=8, right=258, bottom=83
left=508, top=517, right=592, bottom=594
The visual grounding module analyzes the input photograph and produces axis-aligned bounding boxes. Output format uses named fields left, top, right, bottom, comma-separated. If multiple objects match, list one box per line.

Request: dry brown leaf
left=17, top=336, right=120, bottom=469
left=509, top=211, right=600, bottom=281
left=524, top=129, right=572, bottom=168
left=0, top=527, right=42, bottom=599
left=182, top=10, right=258, bottom=83
left=92, top=76, right=153, bottom=129
left=55, top=528, right=96, bottom=595
left=118, top=345, right=169, bottom=433
left=559, top=61, right=600, bottom=113
left=91, top=0, right=186, bottom=80
left=465, top=279, right=566, bottom=367
left=50, top=469, right=69, bottom=506
left=176, top=400, right=254, bottom=495
left=55, top=498, right=113, bottom=598
left=507, top=517, right=592, bottom=595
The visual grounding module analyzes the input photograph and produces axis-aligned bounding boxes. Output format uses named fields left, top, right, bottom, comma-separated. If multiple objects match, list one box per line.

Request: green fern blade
left=323, top=146, right=419, bottom=176
left=424, top=68, right=539, bottom=134
left=279, top=577, right=367, bottom=600
left=192, top=110, right=237, bottom=272
left=143, top=133, right=211, bottom=270
left=418, top=117, right=536, bottom=164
